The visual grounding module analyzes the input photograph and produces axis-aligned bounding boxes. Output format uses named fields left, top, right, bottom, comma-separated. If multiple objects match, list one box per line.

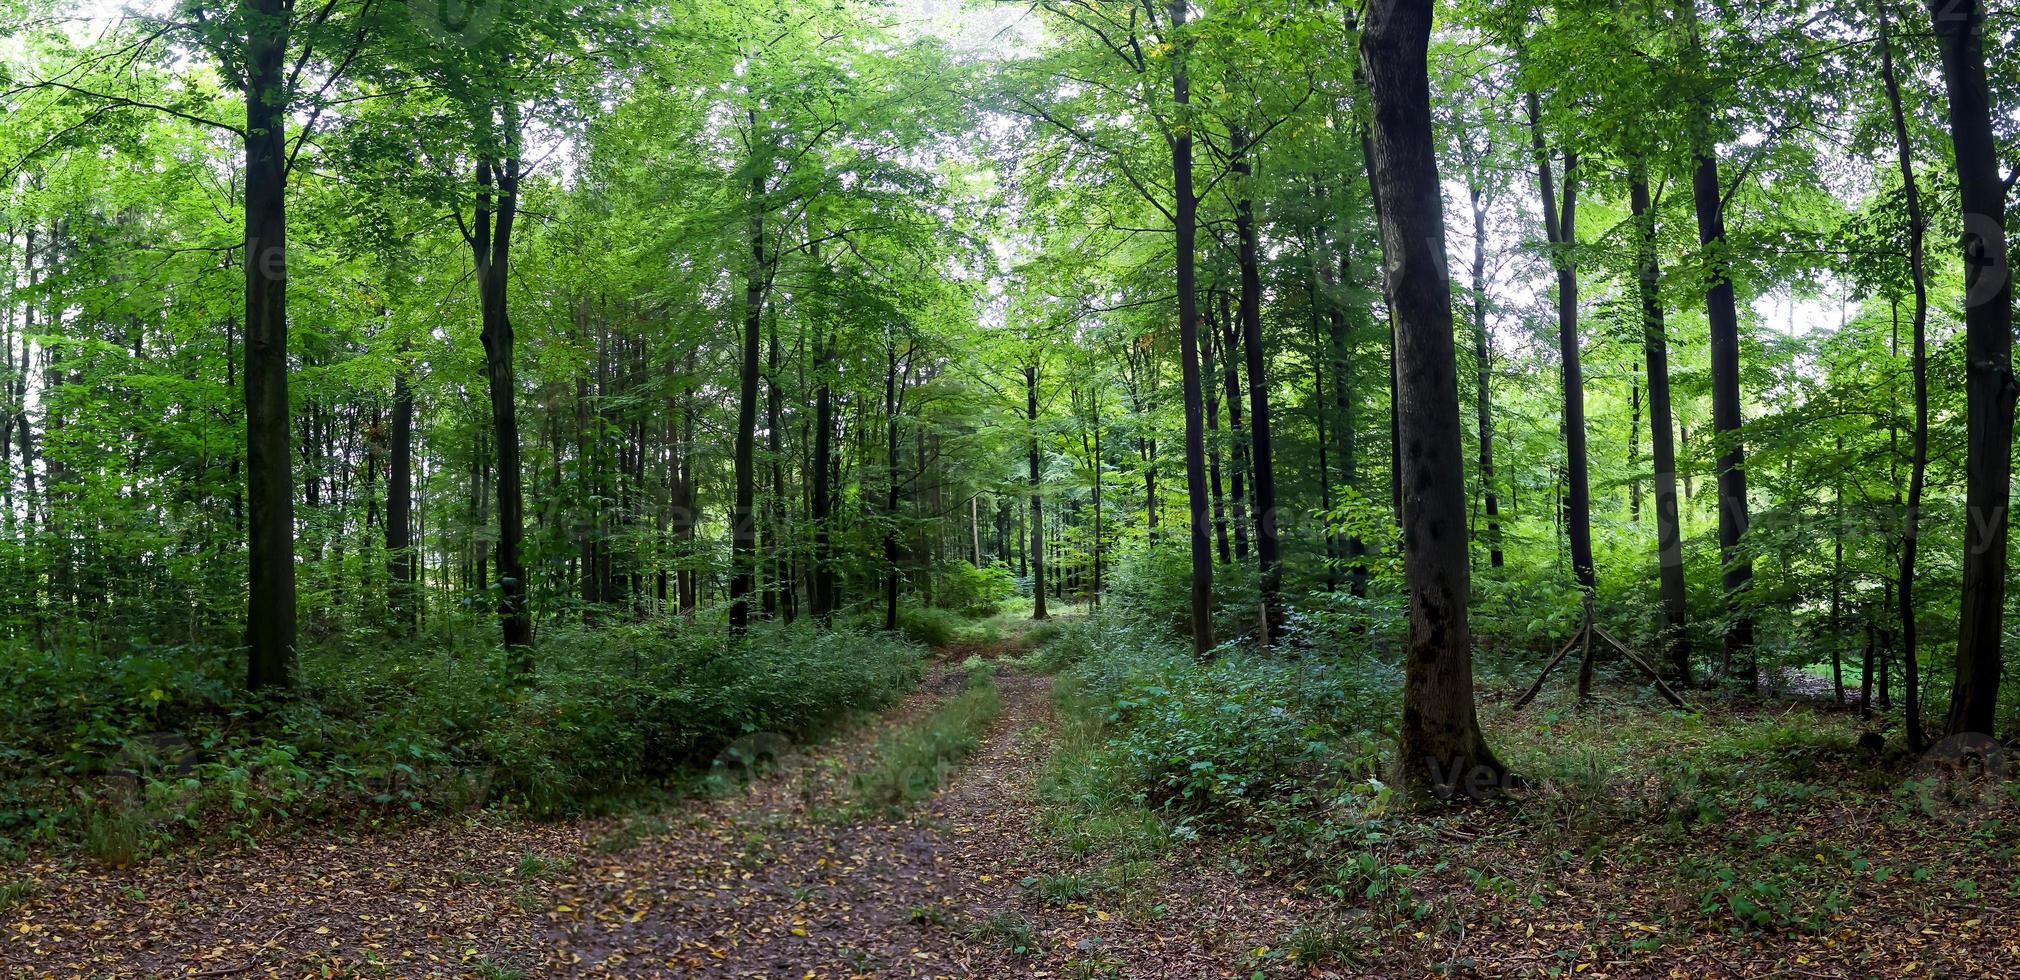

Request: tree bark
left=1027, top=361, right=1049, bottom=620
left=387, top=367, right=416, bottom=629
left=1361, top=0, right=1509, bottom=798
left=1630, top=162, right=1690, bottom=684
left=473, top=127, right=533, bottom=662
left=243, top=0, right=299, bottom=691
left=1683, top=6, right=1756, bottom=683
left=1170, top=0, right=1213, bottom=654
left=1527, top=92, right=1592, bottom=593
left=1467, top=182, right=1501, bottom=569
left=731, top=125, right=764, bottom=636
left=1880, top=2, right=1928, bottom=749
left=1930, top=0, right=2014, bottom=738
left=1232, top=127, right=1280, bottom=640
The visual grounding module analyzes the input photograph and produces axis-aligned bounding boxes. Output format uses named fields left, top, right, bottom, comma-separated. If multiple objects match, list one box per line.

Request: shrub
left=1042, top=613, right=1399, bottom=833
left=0, top=621, right=927, bottom=850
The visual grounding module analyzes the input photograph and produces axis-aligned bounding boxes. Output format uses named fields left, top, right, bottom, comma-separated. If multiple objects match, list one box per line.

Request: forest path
left=3, top=623, right=1315, bottom=978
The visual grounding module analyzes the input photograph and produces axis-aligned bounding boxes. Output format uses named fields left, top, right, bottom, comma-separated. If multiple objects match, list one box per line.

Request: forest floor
left=5, top=627, right=2020, bottom=978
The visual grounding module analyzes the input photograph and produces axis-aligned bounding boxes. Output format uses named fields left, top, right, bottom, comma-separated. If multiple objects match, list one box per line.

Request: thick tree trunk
left=243, top=0, right=298, bottom=691
left=1527, top=92, right=1592, bottom=592
left=1361, top=0, right=1509, bottom=798
left=1928, top=0, right=2014, bottom=738
left=1630, top=164, right=1690, bottom=684
left=1171, top=0, right=1213, bottom=654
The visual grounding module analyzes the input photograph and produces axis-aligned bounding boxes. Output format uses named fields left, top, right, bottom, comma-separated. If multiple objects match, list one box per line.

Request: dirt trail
left=3, top=636, right=1318, bottom=979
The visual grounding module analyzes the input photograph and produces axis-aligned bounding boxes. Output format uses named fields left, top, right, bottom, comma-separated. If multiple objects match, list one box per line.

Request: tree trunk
left=1467, top=183, right=1501, bottom=569
left=1361, top=0, right=1509, bottom=798
left=1684, top=6, right=1756, bottom=684
left=1232, top=127, right=1280, bottom=640
left=1929, top=0, right=2014, bottom=739
left=1203, top=305, right=1232, bottom=564
left=1631, top=162, right=1690, bottom=685
left=1217, top=304, right=1251, bottom=562
left=1171, top=0, right=1213, bottom=654
left=387, top=368, right=416, bottom=630
left=730, top=130, right=764, bottom=636
left=243, top=0, right=299, bottom=691
left=1527, top=92, right=1592, bottom=593
left=1027, top=362, right=1049, bottom=620
left=764, top=311, right=783, bottom=620
left=1880, top=2, right=1929, bottom=750
left=812, top=328, right=835, bottom=625
left=473, top=134, right=533, bottom=663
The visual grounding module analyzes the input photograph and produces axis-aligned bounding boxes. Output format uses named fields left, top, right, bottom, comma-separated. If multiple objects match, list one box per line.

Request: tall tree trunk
left=1331, top=248, right=1367, bottom=597
left=1027, top=362, right=1049, bottom=620
left=811, top=328, right=835, bottom=625
left=1880, top=2, right=1929, bottom=750
left=1683, top=6, right=1756, bottom=684
left=1218, top=306, right=1251, bottom=562
left=885, top=343, right=904, bottom=632
left=243, top=0, right=298, bottom=691
left=730, top=129, right=764, bottom=636
left=1232, top=127, right=1280, bottom=640
left=1361, top=0, right=1509, bottom=797
left=1171, top=0, right=1213, bottom=653
left=1929, top=0, right=2014, bottom=738
left=1467, top=182, right=1501, bottom=569
left=1631, top=162, right=1690, bottom=684
left=764, top=312, right=783, bottom=620
left=1202, top=316, right=1231, bottom=564
left=1309, top=253, right=1337, bottom=591
left=387, top=368, right=416, bottom=630
left=1527, top=92, right=1593, bottom=593
left=473, top=130, right=533, bottom=663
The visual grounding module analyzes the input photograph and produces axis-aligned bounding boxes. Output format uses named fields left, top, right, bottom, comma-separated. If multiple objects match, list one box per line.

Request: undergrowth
left=0, top=620, right=926, bottom=859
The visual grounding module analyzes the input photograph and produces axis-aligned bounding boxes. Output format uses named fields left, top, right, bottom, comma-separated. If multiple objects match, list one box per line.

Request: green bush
left=1042, top=614, right=1399, bottom=833
left=0, top=621, right=927, bottom=850
left=932, top=561, right=1018, bottom=616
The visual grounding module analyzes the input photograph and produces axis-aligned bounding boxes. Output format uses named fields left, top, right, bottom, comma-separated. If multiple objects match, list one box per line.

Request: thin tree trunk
left=1683, top=3, right=1756, bottom=684
left=1527, top=92, right=1592, bottom=593
left=1232, top=126, right=1280, bottom=641
left=1027, top=362, right=1049, bottom=620
left=1468, top=182, right=1501, bottom=569
left=730, top=123, right=765, bottom=636
left=1171, top=0, right=1213, bottom=654
left=387, top=368, right=416, bottom=629
left=1630, top=162, right=1690, bottom=684
left=1880, top=2, right=1929, bottom=750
